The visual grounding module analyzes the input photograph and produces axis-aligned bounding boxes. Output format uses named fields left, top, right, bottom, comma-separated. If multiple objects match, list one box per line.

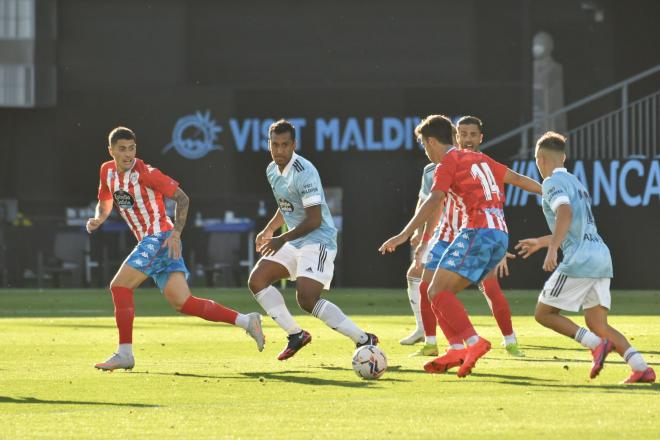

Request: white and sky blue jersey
left=418, top=162, right=437, bottom=201
left=266, top=153, right=337, bottom=249
left=542, top=168, right=613, bottom=278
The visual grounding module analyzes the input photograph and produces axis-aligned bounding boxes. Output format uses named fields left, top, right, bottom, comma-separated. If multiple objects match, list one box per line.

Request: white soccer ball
left=352, top=345, right=387, bottom=380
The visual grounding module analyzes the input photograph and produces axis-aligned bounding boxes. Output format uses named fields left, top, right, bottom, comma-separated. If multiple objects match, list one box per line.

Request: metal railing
left=481, top=63, right=660, bottom=159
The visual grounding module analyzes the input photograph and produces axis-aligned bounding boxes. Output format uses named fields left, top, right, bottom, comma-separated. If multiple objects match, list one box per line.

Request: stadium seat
left=37, top=230, right=89, bottom=288
left=197, top=232, right=242, bottom=287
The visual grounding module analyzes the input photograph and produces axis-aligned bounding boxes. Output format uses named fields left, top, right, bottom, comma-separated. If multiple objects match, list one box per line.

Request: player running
left=380, top=115, right=541, bottom=377
left=88, top=127, right=264, bottom=371
left=412, top=116, right=524, bottom=358
left=248, top=119, right=378, bottom=361
left=515, top=131, right=655, bottom=384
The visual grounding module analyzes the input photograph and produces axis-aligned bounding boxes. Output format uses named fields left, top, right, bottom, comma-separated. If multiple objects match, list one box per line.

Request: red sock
left=111, top=286, right=134, bottom=344
left=431, top=301, right=464, bottom=346
left=481, top=278, right=514, bottom=336
left=180, top=295, right=239, bottom=325
left=431, top=290, right=477, bottom=342
left=419, top=281, right=437, bottom=337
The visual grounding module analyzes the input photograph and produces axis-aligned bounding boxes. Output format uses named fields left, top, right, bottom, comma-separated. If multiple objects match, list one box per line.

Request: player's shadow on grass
left=239, top=371, right=401, bottom=387
left=132, top=371, right=224, bottom=380
left=32, top=322, right=114, bottom=329
left=382, top=365, right=429, bottom=375
left=522, top=344, right=585, bottom=352
left=494, top=381, right=660, bottom=394
left=516, top=357, right=591, bottom=364
left=471, top=372, right=559, bottom=382
left=130, top=370, right=406, bottom=386
left=0, top=396, right=160, bottom=408
left=638, top=350, right=660, bottom=356
left=315, top=364, right=424, bottom=377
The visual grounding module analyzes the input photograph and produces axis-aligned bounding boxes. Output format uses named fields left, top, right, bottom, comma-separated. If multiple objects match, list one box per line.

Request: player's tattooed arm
left=171, top=188, right=190, bottom=234
left=162, top=188, right=189, bottom=259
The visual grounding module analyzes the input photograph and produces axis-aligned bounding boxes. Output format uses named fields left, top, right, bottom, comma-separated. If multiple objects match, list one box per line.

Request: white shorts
left=261, top=242, right=336, bottom=290
left=538, top=271, right=612, bottom=312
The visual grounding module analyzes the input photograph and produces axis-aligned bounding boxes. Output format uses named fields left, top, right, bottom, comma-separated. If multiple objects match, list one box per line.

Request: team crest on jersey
left=113, top=190, right=135, bottom=209
left=278, top=198, right=294, bottom=212
left=130, top=172, right=139, bottom=184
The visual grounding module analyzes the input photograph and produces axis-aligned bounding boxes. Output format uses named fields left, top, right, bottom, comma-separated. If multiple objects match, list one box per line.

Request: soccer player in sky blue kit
left=516, top=131, right=655, bottom=384
left=248, top=119, right=378, bottom=361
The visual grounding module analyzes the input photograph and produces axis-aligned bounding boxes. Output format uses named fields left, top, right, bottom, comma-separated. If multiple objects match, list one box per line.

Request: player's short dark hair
left=536, top=131, right=567, bottom=152
left=269, top=119, right=296, bottom=141
left=415, top=114, right=455, bottom=145
left=457, top=115, right=484, bottom=133
left=108, top=127, right=136, bottom=146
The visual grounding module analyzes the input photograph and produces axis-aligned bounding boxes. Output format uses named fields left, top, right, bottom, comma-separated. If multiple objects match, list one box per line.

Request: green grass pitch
left=1, top=288, right=659, bottom=439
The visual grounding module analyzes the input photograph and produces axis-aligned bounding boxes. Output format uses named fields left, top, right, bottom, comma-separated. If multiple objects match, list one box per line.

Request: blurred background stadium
left=0, top=0, right=658, bottom=291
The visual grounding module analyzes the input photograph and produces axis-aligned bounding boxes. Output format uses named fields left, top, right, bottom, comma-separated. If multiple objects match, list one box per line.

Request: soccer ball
left=352, top=345, right=387, bottom=380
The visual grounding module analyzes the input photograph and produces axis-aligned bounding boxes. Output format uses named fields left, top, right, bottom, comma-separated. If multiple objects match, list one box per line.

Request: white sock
left=503, top=333, right=517, bottom=345
left=466, top=335, right=480, bottom=346
left=574, top=327, right=602, bottom=349
left=450, top=343, right=465, bottom=350
left=118, top=343, right=133, bottom=357
left=406, top=276, right=423, bottom=331
left=425, top=336, right=437, bottom=345
left=254, top=286, right=301, bottom=335
left=624, top=347, right=648, bottom=372
left=312, top=298, right=367, bottom=344
left=234, top=313, right=249, bottom=330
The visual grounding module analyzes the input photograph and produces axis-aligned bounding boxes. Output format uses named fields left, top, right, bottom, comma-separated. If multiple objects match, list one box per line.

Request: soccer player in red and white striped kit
left=412, top=116, right=524, bottom=358
left=88, top=127, right=264, bottom=371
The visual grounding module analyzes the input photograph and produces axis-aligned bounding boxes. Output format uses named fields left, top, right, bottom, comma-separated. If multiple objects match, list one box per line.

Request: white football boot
left=94, top=352, right=135, bottom=371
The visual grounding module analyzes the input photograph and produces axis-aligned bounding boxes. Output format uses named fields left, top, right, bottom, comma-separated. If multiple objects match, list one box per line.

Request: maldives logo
left=163, top=111, right=222, bottom=159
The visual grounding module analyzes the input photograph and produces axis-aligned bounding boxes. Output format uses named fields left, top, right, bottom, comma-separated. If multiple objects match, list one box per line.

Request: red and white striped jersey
left=435, top=190, right=468, bottom=242
left=97, top=159, right=179, bottom=241
left=432, top=148, right=509, bottom=233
